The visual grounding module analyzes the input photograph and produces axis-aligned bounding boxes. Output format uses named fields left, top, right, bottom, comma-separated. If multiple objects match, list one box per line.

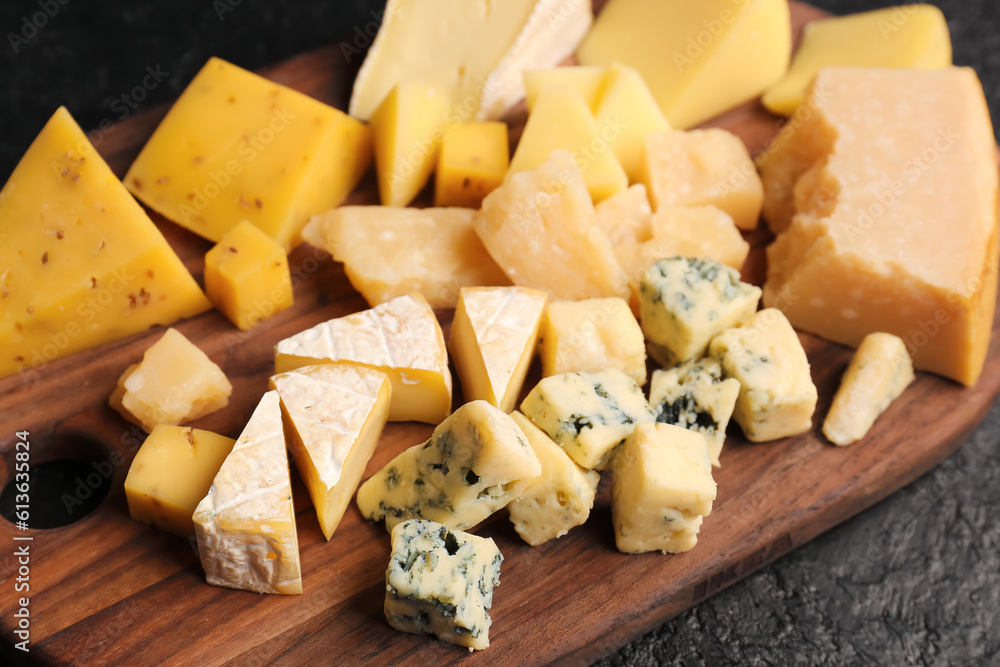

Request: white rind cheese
left=193, top=390, right=302, bottom=595
left=385, top=519, right=503, bottom=651
left=357, top=400, right=541, bottom=531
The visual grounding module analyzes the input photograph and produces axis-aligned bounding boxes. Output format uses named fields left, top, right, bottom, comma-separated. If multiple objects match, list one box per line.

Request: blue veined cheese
left=192, top=391, right=302, bottom=595
left=823, top=332, right=915, bottom=446
left=520, top=369, right=654, bottom=471
left=612, top=421, right=716, bottom=554
left=639, top=256, right=761, bottom=367
left=271, top=364, right=391, bottom=540
left=385, top=519, right=503, bottom=652
left=356, top=400, right=541, bottom=531
left=507, top=412, right=601, bottom=546
left=709, top=308, right=818, bottom=442
left=649, top=357, right=740, bottom=467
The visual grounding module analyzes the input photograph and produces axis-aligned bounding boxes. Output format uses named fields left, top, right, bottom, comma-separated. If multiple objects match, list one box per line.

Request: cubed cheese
left=650, top=205, right=750, bottom=271
left=593, top=183, right=653, bottom=247
left=434, top=122, right=510, bottom=209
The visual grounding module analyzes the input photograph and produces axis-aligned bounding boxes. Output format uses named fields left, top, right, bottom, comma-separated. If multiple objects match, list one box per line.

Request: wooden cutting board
left=2, top=2, right=998, bottom=665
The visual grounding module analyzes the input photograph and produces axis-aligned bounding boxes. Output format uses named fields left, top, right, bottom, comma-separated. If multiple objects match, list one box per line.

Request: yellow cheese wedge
left=593, top=63, right=670, bottom=182
left=448, top=286, right=548, bottom=412
left=274, top=293, right=452, bottom=423
left=124, top=425, right=236, bottom=537
left=125, top=57, right=371, bottom=251
left=650, top=205, right=750, bottom=271
left=193, top=391, right=302, bottom=595
left=760, top=67, right=998, bottom=386
left=524, top=66, right=607, bottom=111
left=272, top=365, right=391, bottom=540
left=578, top=0, right=791, bottom=129
left=205, top=221, right=293, bottom=331
left=474, top=150, right=629, bottom=301
left=302, top=206, right=509, bottom=309
left=371, top=81, right=450, bottom=207
left=0, top=107, right=211, bottom=379
left=762, top=5, right=952, bottom=115
left=434, top=122, right=510, bottom=209
left=507, top=87, right=628, bottom=202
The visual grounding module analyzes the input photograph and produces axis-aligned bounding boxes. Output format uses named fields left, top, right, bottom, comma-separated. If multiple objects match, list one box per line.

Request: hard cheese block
left=593, top=183, right=653, bottom=247
left=193, top=391, right=302, bottom=595
left=448, top=286, right=549, bottom=413
left=0, top=107, right=210, bottom=379
left=435, top=122, right=510, bottom=209
left=763, top=5, right=952, bottom=114
left=356, top=401, right=541, bottom=531
left=650, top=205, right=750, bottom=271
left=823, top=333, right=915, bottom=446
left=274, top=293, right=451, bottom=423
left=524, top=66, right=607, bottom=111
left=125, top=57, right=371, bottom=251
left=349, top=0, right=592, bottom=122
left=302, top=206, right=509, bottom=309
left=385, top=519, right=503, bottom=652
left=577, top=0, right=791, bottom=129
left=760, top=67, right=999, bottom=386
left=272, top=365, right=391, bottom=540
left=124, top=425, right=236, bottom=537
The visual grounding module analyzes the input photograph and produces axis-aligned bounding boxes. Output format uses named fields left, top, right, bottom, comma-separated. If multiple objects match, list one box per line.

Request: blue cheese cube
left=520, top=369, right=654, bottom=470
left=385, top=519, right=502, bottom=652
left=356, top=400, right=541, bottom=531
left=639, top=257, right=761, bottom=366
left=649, top=357, right=740, bottom=467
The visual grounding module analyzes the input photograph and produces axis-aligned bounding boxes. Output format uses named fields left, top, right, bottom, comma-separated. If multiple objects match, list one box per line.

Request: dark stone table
left=0, top=1, right=996, bottom=664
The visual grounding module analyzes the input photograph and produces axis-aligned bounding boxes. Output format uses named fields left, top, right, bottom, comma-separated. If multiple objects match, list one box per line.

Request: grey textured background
left=0, top=1, right=997, bottom=665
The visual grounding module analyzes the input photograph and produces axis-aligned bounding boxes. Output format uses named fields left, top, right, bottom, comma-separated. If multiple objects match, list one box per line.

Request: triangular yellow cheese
left=594, top=63, right=670, bottom=182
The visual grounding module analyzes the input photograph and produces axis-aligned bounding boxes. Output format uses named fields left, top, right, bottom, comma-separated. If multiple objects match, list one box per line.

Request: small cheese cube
left=356, top=400, right=541, bottom=531
left=639, top=129, right=763, bottom=231
left=507, top=412, right=600, bottom=546
left=272, top=365, right=391, bottom=540
left=709, top=308, right=818, bottom=442
left=434, top=122, right=510, bottom=209
left=520, top=369, right=654, bottom=471
left=612, top=421, right=716, bottom=554
left=639, top=257, right=761, bottom=367
left=204, top=221, right=293, bottom=331
left=124, top=425, right=235, bottom=537
left=109, top=328, right=232, bottom=433
left=649, top=358, right=740, bottom=467
left=540, top=297, right=647, bottom=385
left=823, top=333, right=915, bottom=446
left=385, top=519, right=502, bottom=652
left=302, top=206, right=509, bottom=309
left=593, top=183, right=653, bottom=247
left=474, top=150, right=629, bottom=301
left=274, top=293, right=451, bottom=424
left=371, top=81, right=450, bottom=207
left=448, top=286, right=549, bottom=413
left=650, top=205, right=750, bottom=271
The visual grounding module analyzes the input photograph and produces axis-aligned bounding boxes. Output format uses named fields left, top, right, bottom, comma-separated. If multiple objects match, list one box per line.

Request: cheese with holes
left=434, top=122, right=510, bottom=209
left=272, top=365, right=391, bottom=540
left=507, top=412, right=600, bottom=546
left=109, top=328, right=232, bottom=433
left=823, top=333, right=915, bottom=446
left=577, top=0, right=791, bottom=129
left=349, top=0, right=592, bottom=122
left=274, top=293, right=451, bottom=423
left=448, top=286, right=548, bottom=413
left=302, top=206, right=508, bottom=309
left=356, top=400, right=541, bottom=531
left=650, top=358, right=739, bottom=467
left=762, top=5, right=951, bottom=115
left=193, top=391, right=302, bottom=595
left=0, top=107, right=210, bottom=379
left=612, top=421, right=716, bottom=554
left=125, top=57, right=371, bottom=251
left=709, top=308, right=817, bottom=442
left=474, top=150, right=629, bottom=301
left=760, top=67, right=999, bottom=386
left=124, top=425, right=235, bottom=537
left=521, top=369, right=654, bottom=470
left=385, top=519, right=502, bottom=651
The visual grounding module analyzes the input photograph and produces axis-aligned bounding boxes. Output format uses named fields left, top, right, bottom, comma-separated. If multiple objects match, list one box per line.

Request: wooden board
left=2, top=2, right=998, bottom=664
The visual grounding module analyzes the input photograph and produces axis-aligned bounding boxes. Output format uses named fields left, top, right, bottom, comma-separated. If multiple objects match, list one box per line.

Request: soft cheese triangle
left=274, top=293, right=451, bottom=424
left=272, top=365, right=391, bottom=540
left=193, top=391, right=302, bottom=595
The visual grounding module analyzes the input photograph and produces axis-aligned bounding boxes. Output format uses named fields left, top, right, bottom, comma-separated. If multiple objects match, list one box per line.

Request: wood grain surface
left=2, top=2, right=998, bottom=665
